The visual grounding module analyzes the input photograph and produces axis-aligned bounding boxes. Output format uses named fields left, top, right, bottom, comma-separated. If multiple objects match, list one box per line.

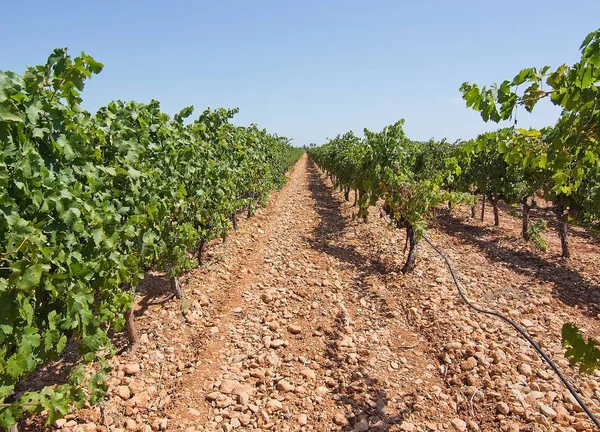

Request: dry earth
left=21, top=154, right=600, bottom=431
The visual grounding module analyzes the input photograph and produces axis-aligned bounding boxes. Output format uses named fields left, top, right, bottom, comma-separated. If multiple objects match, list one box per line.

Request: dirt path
left=165, top=155, right=448, bottom=431
left=39, top=154, right=600, bottom=432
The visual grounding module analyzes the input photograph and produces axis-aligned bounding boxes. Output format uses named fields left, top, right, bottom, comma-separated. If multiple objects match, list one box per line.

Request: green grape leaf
left=562, top=322, right=600, bottom=374
left=17, top=264, right=45, bottom=290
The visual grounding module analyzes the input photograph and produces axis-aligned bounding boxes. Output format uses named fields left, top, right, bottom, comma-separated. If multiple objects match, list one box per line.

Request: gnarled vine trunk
left=401, top=223, right=418, bottom=274
left=554, top=205, right=570, bottom=258
left=197, top=239, right=206, bottom=266
left=480, top=194, right=486, bottom=222
left=232, top=212, right=238, bottom=231
left=353, top=189, right=358, bottom=206
left=521, top=198, right=534, bottom=240
left=125, top=304, right=138, bottom=347
left=344, top=187, right=350, bottom=201
left=122, top=283, right=138, bottom=347
left=470, top=205, right=476, bottom=218
left=171, top=276, right=184, bottom=299
left=489, top=196, right=499, bottom=227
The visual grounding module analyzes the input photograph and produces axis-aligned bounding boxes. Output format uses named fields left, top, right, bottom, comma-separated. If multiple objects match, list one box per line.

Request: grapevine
left=0, top=49, right=302, bottom=428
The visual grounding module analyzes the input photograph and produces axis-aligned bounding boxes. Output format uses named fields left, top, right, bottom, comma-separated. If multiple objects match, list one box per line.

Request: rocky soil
left=22, top=154, right=600, bottom=431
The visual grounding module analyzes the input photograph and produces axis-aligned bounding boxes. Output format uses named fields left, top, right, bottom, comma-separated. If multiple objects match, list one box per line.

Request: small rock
left=230, top=418, right=241, bottom=428
left=497, top=402, right=510, bottom=415
left=123, top=364, right=140, bottom=375
left=333, top=413, right=349, bottom=426
left=266, top=399, right=283, bottom=411
left=339, top=336, right=354, bottom=347
left=517, top=363, right=533, bottom=376
left=277, top=380, right=295, bottom=392
left=219, top=379, right=240, bottom=394
left=301, top=368, right=316, bottom=380
left=572, top=421, right=590, bottom=430
left=354, top=421, right=369, bottom=432
left=538, top=403, right=557, bottom=418
left=451, top=418, right=467, bottom=431
left=446, top=342, right=462, bottom=351
left=188, top=408, right=201, bottom=416
left=400, top=421, right=416, bottom=431
left=298, top=414, right=308, bottom=426
left=270, top=339, right=285, bottom=348
left=521, top=319, right=534, bottom=327
left=125, top=419, right=137, bottom=430
left=461, top=357, right=477, bottom=371
left=52, top=419, right=67, bottom=428
left=116, top=385, right=131, bottom=400
left=205, top=391, right=220, bottom=401
left=287, top=324, right=302, bottom=334
left=467, top=420, right=480, bottom=431
left=316, top=386, right=328, bottom=396
left=130, top=391, right=149, bottom=408
left=216, top=396, right=233, bottom=408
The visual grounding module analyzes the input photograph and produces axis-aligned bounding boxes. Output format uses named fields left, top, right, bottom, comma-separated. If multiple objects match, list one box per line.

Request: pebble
left=125, top=419, right=137, bottom=430
left=276, top=380, right=295, bottom=392
left=287, top=324, right=302, bottom=334
left=461, top=357, right=477, bottom=371
left=52, top=419, right=67, bottom=428
left=446, top=342, right=462, bottom=350
left=539, top=403, right=557, bottom=418
left=116, top=386, right=131, bottom=400
left=298, top=414, right=308, bottom=426
left=400, top=421, right=416, bottom=431
left=123, top=364, right=140, bottom=375
left=270, top=339, right=286, bottom=348
left=354, top=421, right=369, bottom=431
left=219, top=379, right=240, bottom=394
left=517, top=363, right=533, bottom=376
left=497, top=402, right=510, bottom=415
left=333, top=413, right=349, bottom=426
left=266, top=399, right=283, bottom=411
left=301, top=368, right=316, bottom=380
left=450, top=418, right=467, bottom=431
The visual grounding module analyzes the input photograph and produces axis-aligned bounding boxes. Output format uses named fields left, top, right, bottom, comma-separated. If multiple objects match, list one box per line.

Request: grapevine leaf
left=17, top=264, right=44, bottom=290
left=0, top=105, right=24, bottom=123
left=562, top=322, right=600, bottom=374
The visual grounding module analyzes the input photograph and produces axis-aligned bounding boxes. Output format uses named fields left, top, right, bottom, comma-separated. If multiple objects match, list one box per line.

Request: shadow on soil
left=494, top=200, right=600, bottom=245
left=435, top=208, right=600, bottom=319
left=134, top=273, right=174, bottom=320
left=306, top=160, right=407, bottom=431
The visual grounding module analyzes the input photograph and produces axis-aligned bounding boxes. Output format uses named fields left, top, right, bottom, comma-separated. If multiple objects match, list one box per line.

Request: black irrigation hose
left=422, top=235, right=600, bottom=429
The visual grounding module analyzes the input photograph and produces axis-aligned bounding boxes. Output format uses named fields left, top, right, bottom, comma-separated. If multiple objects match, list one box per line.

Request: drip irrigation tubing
left=422, top=235, right=600, bottom=429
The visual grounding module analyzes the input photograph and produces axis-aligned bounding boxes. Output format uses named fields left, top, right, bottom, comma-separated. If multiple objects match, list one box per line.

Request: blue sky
left=3, top=1, right=599, bottom=145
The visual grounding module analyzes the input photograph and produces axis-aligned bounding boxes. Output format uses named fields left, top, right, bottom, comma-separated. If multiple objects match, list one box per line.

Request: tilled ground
left=26, top=155, right=600, bottom=431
